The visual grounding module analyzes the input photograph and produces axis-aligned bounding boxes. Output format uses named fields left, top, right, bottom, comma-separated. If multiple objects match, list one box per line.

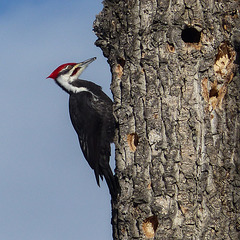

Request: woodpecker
left=47, top=57, right=117, bottom=198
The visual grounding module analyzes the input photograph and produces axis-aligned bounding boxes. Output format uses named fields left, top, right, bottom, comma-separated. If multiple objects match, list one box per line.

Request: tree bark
left=94, top=0, right=240, bottom=239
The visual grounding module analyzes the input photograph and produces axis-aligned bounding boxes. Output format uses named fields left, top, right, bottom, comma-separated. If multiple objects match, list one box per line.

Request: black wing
left=69, top=92, right=101, bottom=178
left=69, top=91, right=117, bottom=198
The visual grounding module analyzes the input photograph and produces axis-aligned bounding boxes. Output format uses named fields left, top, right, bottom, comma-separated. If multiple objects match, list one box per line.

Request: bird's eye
left=65, top=65, right=73, bottom=70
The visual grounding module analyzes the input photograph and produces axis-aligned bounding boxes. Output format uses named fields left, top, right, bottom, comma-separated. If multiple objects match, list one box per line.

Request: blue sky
left=0, top=1, right=113, bottom=239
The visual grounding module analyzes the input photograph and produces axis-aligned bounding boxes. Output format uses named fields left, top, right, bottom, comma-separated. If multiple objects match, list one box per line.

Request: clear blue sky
left=0, top=1, right=114, bottom=239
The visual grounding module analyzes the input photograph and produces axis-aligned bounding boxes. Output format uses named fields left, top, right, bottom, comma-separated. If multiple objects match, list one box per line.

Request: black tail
left=94, top=163, right=118, bottom=200
left=101, top=166, right=119, bottom=200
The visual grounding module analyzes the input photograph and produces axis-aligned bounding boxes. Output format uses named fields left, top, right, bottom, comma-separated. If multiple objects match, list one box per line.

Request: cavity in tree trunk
left=94, top=1, right=240, bottom=239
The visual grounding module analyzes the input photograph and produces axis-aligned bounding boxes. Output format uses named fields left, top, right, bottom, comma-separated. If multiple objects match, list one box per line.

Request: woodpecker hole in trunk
left=209, top=86, right=219, bottom=98
left=142, top=216, right=158, bottom=238
left=181, top=27, right=201, bottom=43
left=117, top=57, right=125, bottom=68
left=115, top=57, right=125, bottom=79
left=127, top=133, right=139, bottom=152
left=167, top=43, right=175, bottom=53
left=213, top=41, right=236, bottom=82
left=115, top=64, right=123, bottom=79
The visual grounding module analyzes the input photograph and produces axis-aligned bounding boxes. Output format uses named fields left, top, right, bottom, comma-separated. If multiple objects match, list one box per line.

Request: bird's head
left=47, top=57, right=96, bottom=93
left=47, top=57, right=96, bottom=81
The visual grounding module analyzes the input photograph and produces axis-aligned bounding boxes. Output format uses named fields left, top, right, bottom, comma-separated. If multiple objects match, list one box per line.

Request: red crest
left=47, top=63, right=76, bottom=79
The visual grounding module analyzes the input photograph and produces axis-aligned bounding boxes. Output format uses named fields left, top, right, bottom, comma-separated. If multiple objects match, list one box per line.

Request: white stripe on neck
left=56, top=75, right=88, bottom=93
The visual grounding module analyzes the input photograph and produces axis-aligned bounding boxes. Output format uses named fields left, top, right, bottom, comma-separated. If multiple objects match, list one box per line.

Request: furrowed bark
left=94, top=1, right=240, bottom=239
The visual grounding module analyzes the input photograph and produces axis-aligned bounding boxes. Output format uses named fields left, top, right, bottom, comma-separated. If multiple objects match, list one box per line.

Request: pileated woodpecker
left=47, top=57, right=117, bottom=198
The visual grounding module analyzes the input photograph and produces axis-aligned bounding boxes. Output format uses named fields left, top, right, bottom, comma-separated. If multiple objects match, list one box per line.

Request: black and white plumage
left=47, top=57, right=117, bottom=198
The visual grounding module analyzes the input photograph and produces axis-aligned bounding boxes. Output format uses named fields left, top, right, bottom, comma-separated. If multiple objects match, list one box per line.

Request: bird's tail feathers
left=94, top=166, right=103, bottom=187
left=101, top=166, right=119, bottom=200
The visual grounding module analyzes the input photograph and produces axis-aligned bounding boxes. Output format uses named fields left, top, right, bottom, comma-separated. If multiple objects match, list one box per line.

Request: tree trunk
left=94, top=0, right=240, bottom=239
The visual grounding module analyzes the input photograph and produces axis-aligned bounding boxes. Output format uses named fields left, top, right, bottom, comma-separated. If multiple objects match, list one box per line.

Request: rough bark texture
left=94, top=0, right=240, bottom=239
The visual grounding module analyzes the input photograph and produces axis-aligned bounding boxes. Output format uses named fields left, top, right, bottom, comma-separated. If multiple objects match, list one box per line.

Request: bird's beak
left=68, top=57, right=96, bottom=79
left=75, top=57, right=97, bottom=69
